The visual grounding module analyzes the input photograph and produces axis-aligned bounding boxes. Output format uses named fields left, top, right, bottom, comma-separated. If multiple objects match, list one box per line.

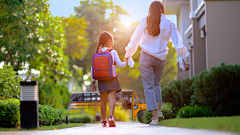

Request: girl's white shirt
left=91, top=47, right=126, bottom=81
left=125, top=13, right=187, bottom=64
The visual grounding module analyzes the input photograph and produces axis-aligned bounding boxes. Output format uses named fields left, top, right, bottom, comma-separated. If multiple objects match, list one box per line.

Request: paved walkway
left=0, top=122, right=238, bottom=135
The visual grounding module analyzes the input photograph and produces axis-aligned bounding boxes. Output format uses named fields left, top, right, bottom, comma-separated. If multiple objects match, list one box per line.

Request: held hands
left=124, top=57, right=129, bottom=65
left=183, top=59, right=190, bottom=71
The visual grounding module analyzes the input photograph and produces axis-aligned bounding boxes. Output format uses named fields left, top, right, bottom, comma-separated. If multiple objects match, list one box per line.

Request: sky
left=48, top=0, right=177, bottom=25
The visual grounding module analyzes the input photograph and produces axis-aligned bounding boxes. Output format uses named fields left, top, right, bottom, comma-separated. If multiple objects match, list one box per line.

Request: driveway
left=0, top=122, right=238, bottom=135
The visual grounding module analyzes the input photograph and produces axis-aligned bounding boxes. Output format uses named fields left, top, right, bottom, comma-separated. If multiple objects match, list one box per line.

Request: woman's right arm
left=125, top=18, right=145, bottom=59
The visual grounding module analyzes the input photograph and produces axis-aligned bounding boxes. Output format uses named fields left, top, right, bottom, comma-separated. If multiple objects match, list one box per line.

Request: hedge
left=39, top=105, right=64, bottom=126
left=143, top=104, right=175, bottom=124
left=39, top=81, right=70, bottom=109
left=191, top=63, right=240, bottom=116
left=177, top=106, right=215, bottom=118
left=162, top=63, right=240, bottom=117
left=63, top=114, right=94, bottom=123
left=0, top=99, right=64, bottom=127
left=162, top=76, right=197, bottom=110
left=0, top=99, right=20, bottom=127
left=0, top=65, right=22, bottom=100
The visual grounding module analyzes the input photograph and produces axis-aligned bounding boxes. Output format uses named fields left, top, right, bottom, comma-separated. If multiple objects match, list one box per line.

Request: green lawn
left=158, top=116, right=240, bottom=133
left=0, top=123, right=84, bottom=131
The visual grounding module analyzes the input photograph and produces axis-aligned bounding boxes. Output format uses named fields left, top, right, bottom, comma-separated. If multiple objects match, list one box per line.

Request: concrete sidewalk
left=0, top=122, right=238, bottom=135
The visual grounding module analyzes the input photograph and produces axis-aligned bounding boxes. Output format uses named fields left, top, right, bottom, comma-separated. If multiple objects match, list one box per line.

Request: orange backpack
left=92, top=49, right=117, bottom=80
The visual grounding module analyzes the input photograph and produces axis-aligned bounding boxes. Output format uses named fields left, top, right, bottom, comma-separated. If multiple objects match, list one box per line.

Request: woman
left=124, top=1, right=190, bottom=126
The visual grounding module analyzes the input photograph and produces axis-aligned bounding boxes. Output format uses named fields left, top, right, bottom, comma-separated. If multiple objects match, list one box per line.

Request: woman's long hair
left=96, top=31, right=113, bottom=53
left=144, top=1, right=166, bottom=36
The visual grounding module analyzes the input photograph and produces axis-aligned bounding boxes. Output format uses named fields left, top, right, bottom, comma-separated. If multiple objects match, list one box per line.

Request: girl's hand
left=92, top=81, right=96, bottom=92
left=124, top=57, right=129, bottom=65
left=183, top=59, right=190, bottom=71
left=124, top=56, right=129, bottom=62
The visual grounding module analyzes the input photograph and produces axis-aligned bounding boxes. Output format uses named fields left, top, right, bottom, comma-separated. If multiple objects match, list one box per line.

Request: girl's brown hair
left=144, top=1, right=166, bottom=36
left=96, top=31, right=113, bottom=53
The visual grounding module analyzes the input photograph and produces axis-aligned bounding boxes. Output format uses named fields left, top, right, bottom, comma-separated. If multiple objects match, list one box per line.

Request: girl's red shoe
left=108, top=116, right=116, bottom=127
left=101, top=119, right=107, bottom=127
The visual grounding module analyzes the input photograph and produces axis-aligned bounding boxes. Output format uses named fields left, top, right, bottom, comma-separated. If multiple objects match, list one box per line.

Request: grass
left=0, top=123, right=84, bottom=131
left=158, top=116, right=240, bottom=133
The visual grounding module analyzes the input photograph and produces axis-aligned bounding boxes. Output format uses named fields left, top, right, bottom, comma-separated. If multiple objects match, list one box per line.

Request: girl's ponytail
left=96, top=41, right=101, bottom=53
left=96, top=31, right=113, bottom=53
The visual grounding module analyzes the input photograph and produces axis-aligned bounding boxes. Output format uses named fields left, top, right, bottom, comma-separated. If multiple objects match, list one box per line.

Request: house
left=163, top=0, right=240, bottom=79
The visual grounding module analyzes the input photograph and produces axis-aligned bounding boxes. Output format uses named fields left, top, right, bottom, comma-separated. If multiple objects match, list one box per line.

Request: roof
left=163, top=0, right=189, bottom=15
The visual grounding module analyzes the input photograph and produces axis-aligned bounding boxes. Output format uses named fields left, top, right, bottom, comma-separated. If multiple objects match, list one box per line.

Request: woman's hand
left=183, top=59, right=190, bottom=71
left=92, top=81, right=96, bottom=92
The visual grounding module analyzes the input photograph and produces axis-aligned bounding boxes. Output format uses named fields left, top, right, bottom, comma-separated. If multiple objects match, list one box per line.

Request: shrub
left=162, top=76, right=197, bottom=110
left=162, top=80, right=182, bottom=109
left=143, top=104, right=175, bottom=124
left=177, top=106, right=215, bottom=118
left=0, top=65, right=22, bottom=100
left=191, top=63, right=240, bottom=116
left=39, top=81, right=70, bottom=109
left=39, top=105, right=64, bottom=126
left=0, top=99, right=20, bottom=127
left=63, top=114, right=94, bottom=123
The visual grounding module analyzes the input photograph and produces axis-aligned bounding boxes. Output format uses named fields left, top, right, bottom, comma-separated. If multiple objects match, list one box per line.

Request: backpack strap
left=106, top=48, right=114, bottom=52
left=98, top=48, right=116, bottom=65
left=97, top=48, right=114, bottom=53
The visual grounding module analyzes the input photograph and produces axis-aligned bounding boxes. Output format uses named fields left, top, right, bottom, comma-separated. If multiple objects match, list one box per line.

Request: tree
left=160, top=42, right=177, bottom=88
left=74, top=0, right=128, bottom=74
left=0, top=0, right=72, bottom=82
left=62, top=15, right=91, bottom=86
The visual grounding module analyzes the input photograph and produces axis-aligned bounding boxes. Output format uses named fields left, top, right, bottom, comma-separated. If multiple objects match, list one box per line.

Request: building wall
left=191, top=18, right=206, bottom=76
left=205, top=1, right=240, bottom=70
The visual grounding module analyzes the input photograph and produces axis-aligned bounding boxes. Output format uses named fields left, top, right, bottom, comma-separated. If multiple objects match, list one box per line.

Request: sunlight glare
left=125, top=22, right=130, bottom=27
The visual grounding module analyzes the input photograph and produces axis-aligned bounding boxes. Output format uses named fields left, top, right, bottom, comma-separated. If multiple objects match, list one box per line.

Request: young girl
left=91, top=31, right=128, bottom=127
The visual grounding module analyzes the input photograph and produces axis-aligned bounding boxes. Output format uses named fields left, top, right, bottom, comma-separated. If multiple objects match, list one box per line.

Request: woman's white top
left=91, top=47, right=126, bottom=81
left=125, top=13, right=187, bottom=63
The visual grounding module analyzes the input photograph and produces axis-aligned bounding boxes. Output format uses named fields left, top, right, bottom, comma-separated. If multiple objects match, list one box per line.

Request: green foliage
left=39, top=105, right=64, bottom=126
left=160, top=42, right=178, bottom=89
left=191, top=63, right=240, bottom=116
left=0, top=65, right=22, bottom=99
left=0, top=100, right=64, bottom=127
left=39, top=81, right=70, bottom=109
left=143, top=104, right=175, bottom=124
left=143, top=110, right=153, bottom=124
left=74, top=0, right=128, bottom=74
left=177, top=106, right=214, bottom=118
left=0, top=99, right=20, bottom=127
left=63, top=114, right=94, bottom=123
left=1, top=0, right=72, bottom=83
left=63, top=15, right=90, bottom=60
left=162, top=76, right=197, bottom=109
left=161, top=104, right=175, bottom=119
left=62, top=15, right=90, bottom=86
